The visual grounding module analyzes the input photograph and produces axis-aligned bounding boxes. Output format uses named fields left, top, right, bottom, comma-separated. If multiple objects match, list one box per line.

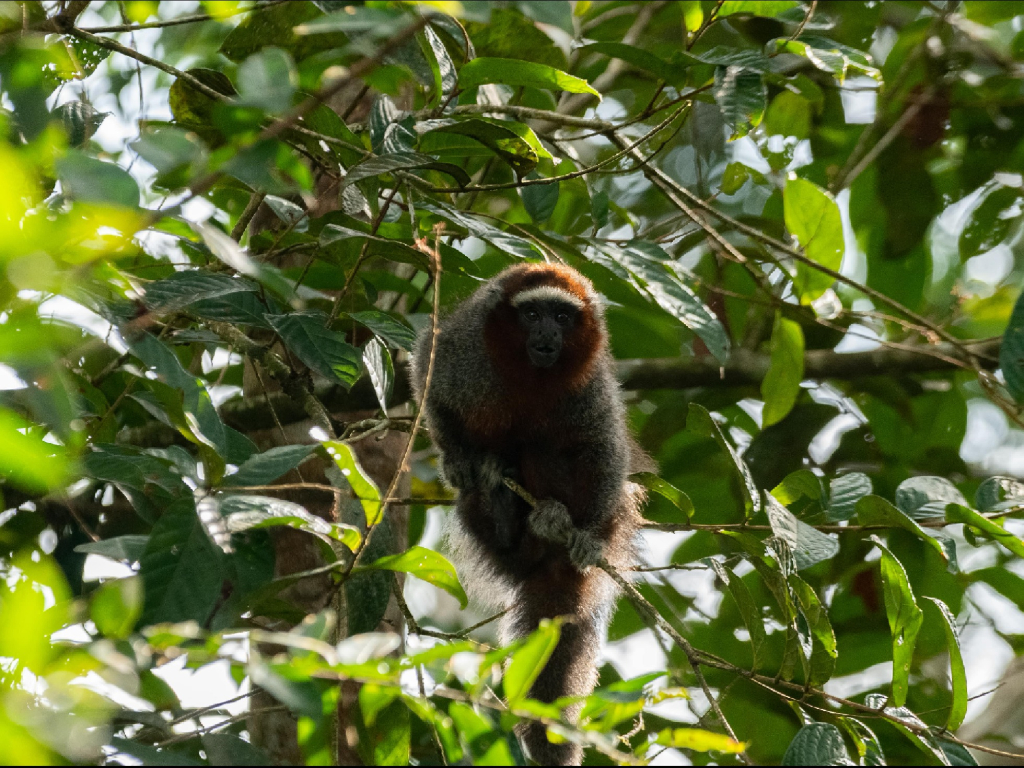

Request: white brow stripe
left=511, top=285, right=585, bottom=308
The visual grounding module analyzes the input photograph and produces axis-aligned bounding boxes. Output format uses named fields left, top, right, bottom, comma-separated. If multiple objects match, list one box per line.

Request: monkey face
left=516, top=300, right=579, bottom=368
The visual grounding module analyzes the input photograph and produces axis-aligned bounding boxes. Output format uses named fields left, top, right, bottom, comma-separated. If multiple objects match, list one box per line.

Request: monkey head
left=512, top=286, right=581, bottom=368
left=483, top=264, right=606, bottom=394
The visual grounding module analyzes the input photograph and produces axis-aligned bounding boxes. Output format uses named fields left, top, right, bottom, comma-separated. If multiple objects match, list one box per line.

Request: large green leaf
left=784, top=178, right=844, bottom=303
left=765, top=494, right=839, bottom=570
left=576, top=41, right=681, bottom=85
left=923, top=597, right=968, bottom=731
left=140, top=498, right=225, bottom=625
left=347, top=310, right=418, bottom=352
left=946, top=503, right=1024, bottom=558
left=874, top=538, right=924, bottom=707
left=418, top=199, right=542, bottom=260
left=55, top=151, right=140, bottom=208
left=220, top=494, right=361, bottom=551
left=359, top=545, right=467, bottom=609
left=975, top=476, right=1024, bottom=513
left=324, top=441, right=382, bottom=526
left=143, top=271, right=259, bottom=313
left=266, top=312, right=362, bottom=386
left=709, top=560, right=766, bottom=669
left=761, top=314, right=804, bottom=427
left=418, top=117, right=538, bottom=175
left=856, top=495, right=949, bottom=567
left=225, top=445, right=317, bottom=487
left=458, top=57, right=599, bottom=99
left=687, top=403, right=759, bottom=515
left=789, top=574, right=837, bottom=685
left=503, top=619, right=561, bottom=701
left=782, top=723, right=851, bottom=766
left=344, top=151, right=471, bottom=188
left=713, top=65, right=765, bottom=139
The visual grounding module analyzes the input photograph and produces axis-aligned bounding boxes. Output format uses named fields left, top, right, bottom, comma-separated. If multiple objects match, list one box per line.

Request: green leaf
left=0, top=407, right=71, bottom=493
left=784, top=178, right=844, bottom=303
left=344, top=151, right=471, bottom=188
left=841, top=718, right=886, bottom=766
left=422, top=24, right=457, bottom=104
left=874, top=538, right=924, bottom=707
left=709, top=560, right=766, bottom=669
left=765, top=90, right=812, bottom=140
left=140, top=498, right=225, bottom=625
left=946, top=503, right=1024, bottom=558
left=721, top=162, right=750, bottom=194
left=419, top=199, right=542, bottom=260
left=363, top=337, right=394, bottom=412
left=656, top=728, right=747, bottom=753
left=971, top=566, right=1024, bottom=611
left=236, top=47, right=296, bottom=113
left=772, top=469, right=823, bottom=506
left=263, top=195, right=308, bottom=232
left=200, top=734, right=271, bottom=767
left=347, top=310, right=417, bottom=352
left=856, top=495, right=949, bottom=566
left=190, top=291, right=275, bottom=327
left=90, top=576, right=144, bottom=640
left=55, top=150, right=140, bottom=208
left=75, top=535, right=149, bottom=563
left=827, top=473, right=872, bottom=521
left=128, top=334, right=230, bottom=457
left=687, top=403, right=760, bottom=516
left=168, top=68, right=236, bottom=128
left=976, top=476, right=1024, bottom=513
left=419, top=117, right=539, bottom=176
left=225, top=445, right=317, bottom=487
left=576, top=42, right=681, bottom=85
left=762, top=314, right=805, bottom=427
left=521, top=173, right=560, bottom=222
left=895, top=476, right=968, bottom=519
left=267, top=311, right=362, bottom=386
left=629, top=472, right=694, bottom=520
left=765, top=495, right=839, bottom=569
left=320, top=225, right=431, bottom=270
left=143, top=271, right=259, bottom=313
left=782, top=723, right=851, bottom=766
left=1001, top=288, right=1024, bottom=402
left=961, top=185, right=1023, bottom=261
left=361, top=546, right=467, bottom=608
left=356, top=695, right=410, bottom=767
left=768, top=36, right=880, bottom=81
left=587, top=241, right=730, bottom=363
left=324, top=441, right=382, bottom=526
left=220, top=494, right=361, bottom=551
left=504, top=619, right=561, bottom=701
left=51, top=101, right=108, bottom=147
left=458, top=57, right=600, bottom=100
left=713, top=65, right=765, bottom=139
left=789, top=574, right=837, bottom=685
left=923, top=597, right=967, bottom=731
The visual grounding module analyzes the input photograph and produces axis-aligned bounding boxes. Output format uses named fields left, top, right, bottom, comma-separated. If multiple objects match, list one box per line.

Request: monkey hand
left=528, top=499, right=574, bottom=545
left=567, top=528, right=605, bottom=571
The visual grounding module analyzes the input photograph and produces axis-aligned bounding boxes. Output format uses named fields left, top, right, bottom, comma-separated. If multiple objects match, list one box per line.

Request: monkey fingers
left=528, top=499, right=574, bottom=544
left=439, top=454, right=476, bottom=491
left=567, top=528, right=604, bottom=571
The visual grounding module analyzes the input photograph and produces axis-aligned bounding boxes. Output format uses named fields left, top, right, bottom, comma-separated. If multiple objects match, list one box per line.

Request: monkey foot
left=528, top=499, right=573, bottom=544
left=568, top=528, right=604, bottom=571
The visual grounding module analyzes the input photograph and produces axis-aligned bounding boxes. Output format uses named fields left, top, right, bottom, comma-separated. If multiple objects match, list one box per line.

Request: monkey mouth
left=528, top=346, right=559, bottom=368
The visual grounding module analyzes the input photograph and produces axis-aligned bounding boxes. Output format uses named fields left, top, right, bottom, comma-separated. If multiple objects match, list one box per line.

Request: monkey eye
left=525, top=308, right=540, bottom=322
left=556, top=312, right=569, bottom=324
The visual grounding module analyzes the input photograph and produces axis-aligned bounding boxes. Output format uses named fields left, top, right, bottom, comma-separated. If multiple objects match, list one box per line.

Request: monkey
left=411, top=262, right=647, bottom=766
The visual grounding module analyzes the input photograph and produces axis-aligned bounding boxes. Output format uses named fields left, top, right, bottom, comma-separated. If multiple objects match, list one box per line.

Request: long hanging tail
left=506, top=569, right=611, bottom=766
